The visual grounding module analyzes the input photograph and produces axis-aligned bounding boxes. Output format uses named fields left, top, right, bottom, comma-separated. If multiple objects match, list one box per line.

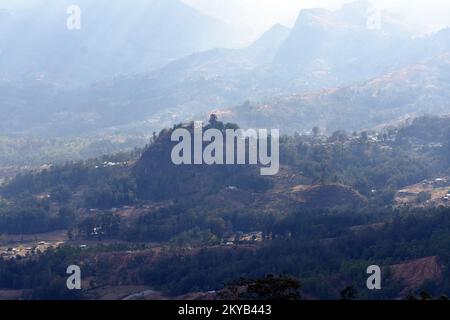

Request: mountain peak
left=249, top=23, right=290, bottom=47
left=244, top=23, right=291, bottom=63
left=267, top=23, right=290, bottom=33
left=294, top=8, right=337, bottom=30
left=340, top=0, right=372, bottom=16
left=273, top=0, right=410, bottom=65
left=293, top=0, right=373, bottom=31
left=340, top=0, right=373, bottom=27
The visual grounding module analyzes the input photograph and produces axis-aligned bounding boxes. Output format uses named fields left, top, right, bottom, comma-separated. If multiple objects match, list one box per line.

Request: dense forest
left=2, top=115, right=450, bottom=237
left=1, top=115, right=450, bottom=299
left=142, top=206, right=450, bottom=298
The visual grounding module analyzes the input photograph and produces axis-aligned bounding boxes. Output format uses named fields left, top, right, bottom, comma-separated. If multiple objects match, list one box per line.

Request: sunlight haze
left=183, top=0, right=450, bottom=42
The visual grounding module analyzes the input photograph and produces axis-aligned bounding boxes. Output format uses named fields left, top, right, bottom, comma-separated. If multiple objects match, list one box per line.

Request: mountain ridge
left=0, top=0, right=238, bottom=85
left=217, top=52, right=450, bottom=134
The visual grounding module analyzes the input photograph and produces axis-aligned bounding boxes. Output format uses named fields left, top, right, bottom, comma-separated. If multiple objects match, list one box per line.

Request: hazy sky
left=183, top=0, right=450, bottom=41
left=2, top=0, right=450, bottom=44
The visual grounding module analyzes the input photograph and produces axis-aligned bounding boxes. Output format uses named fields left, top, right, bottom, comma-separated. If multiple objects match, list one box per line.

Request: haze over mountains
left=220, top=53, right=450, bottom=133
left=4, top=1, right=450, bottom=301
left=1, top=0, right=450, bottom=147
left=0, top=0, right=238, bottom=85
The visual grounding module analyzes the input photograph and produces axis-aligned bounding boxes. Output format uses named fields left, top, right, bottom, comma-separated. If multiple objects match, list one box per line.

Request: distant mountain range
left=0, top=0, right=238, bottom=85
left=0, top=22, right=292, bottom=137
left=218, top=53, right=450, bottom=133
left=2, top=0, right=450, bottom=139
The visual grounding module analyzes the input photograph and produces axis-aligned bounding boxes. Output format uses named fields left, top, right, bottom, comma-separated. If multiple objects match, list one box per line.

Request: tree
left=209, top=114, right=219, bottom=126
left=419, top=291, right=433, bottom=300
left=219, top=275, right=302, bottom=300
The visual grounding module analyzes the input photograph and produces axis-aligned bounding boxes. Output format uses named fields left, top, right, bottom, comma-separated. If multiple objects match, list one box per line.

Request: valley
left=2, top=2, right=450, bottom=144
left=2, top=0, right=450, bottom=302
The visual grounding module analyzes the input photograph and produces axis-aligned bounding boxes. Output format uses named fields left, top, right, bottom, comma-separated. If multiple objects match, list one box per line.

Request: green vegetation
left=0, top=134, right=148, bottom=167
left=142, top=206, right=450, bottom=298
left=218, top=275, right=302, bottom=300
left=1, top=116, right=450, bottom=299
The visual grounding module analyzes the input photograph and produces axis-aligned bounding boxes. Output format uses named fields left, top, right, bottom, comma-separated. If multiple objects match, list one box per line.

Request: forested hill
left=2, top=115, right=450, bottom=235
left=133, top=119, right=272, bottom=201
left=2, top=116, right=450, bottom=298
